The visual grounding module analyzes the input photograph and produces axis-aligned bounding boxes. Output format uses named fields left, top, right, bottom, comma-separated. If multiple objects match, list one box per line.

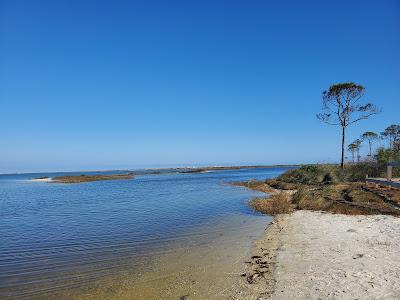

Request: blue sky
left=1, top=0, right=399, bottom=173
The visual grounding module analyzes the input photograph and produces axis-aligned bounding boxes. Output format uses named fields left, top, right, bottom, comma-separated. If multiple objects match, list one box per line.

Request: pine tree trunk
left=369, top=140, right=372, bottom=156
left=341, top=126, right=345, bottom=169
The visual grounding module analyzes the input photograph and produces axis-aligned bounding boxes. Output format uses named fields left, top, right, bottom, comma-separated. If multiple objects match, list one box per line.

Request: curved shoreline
left=233, top=177, right=400, bottom=299
left=236, top=210, right=400, bottom=299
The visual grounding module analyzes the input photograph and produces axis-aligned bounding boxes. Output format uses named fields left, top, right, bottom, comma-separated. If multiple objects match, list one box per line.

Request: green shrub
left=275, top=163, right=391, bottom=185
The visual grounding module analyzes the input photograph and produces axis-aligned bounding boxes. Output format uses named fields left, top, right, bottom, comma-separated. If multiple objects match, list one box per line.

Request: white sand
left=30, top=177, right=52, bottom=182
left=264, top=211, right=400, bottom=299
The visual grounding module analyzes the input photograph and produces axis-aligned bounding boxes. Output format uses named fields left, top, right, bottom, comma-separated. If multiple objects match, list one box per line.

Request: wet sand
left=57, top=214, right=271, bottom=300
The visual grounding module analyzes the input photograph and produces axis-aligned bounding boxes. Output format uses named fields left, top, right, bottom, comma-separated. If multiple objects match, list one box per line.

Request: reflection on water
left=0, top=167, right=292, bottom=299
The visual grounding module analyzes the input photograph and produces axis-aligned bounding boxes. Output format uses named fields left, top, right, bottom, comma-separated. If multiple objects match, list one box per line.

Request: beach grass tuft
left=249, top=193, right=294, bottom=215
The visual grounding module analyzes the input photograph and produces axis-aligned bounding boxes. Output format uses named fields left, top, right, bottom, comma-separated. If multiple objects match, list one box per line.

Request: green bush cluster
left=275, top=163, right=398, bottom=185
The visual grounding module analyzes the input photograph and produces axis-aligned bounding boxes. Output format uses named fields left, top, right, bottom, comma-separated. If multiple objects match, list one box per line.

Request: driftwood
left=362, top=185, right=400, bottom=209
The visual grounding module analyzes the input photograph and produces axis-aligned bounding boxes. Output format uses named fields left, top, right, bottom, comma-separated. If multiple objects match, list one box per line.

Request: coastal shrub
left=376, top=147, right=400, bottom=164
left=265, top=179, right=299, bottom=190
left=276, top=165, right=341, bottom=185
left=275, top=163, right=394, bottom=185
left=232, top=180, right=276, bottom=193
left=292, top=187, right=331, bottom=211
left=344, top=163, right=382, bottom=181
left=394, top=167, right=400, bottom=177
left=249, top=193, right=293, bottom=215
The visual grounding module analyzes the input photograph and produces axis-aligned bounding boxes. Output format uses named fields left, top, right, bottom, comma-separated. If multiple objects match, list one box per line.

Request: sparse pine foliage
left=361, top=131, right=378, bottom=157
left=353, top=139, right=362, bottom=162
left=381, top=124, right=400, bottom=149
left=348, top=143, right=358, bottom=163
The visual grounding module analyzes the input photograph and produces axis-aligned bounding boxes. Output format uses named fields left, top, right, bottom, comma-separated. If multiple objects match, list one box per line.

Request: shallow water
left=0, top=167, right=292, bottom=299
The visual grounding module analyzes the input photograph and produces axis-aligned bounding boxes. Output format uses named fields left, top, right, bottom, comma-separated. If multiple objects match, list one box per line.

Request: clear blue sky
left=1, top=0, right=399, bottom=173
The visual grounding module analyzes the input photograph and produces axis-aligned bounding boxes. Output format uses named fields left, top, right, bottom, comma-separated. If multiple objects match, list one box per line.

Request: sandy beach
left=29, top=177, right=53, bottom=182
left=236, top=210, right=400, bottom=299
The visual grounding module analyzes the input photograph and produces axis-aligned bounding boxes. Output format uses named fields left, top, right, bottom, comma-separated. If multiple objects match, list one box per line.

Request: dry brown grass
left=292, top=183, right=400, bottom=216
left=265, top=179, right=300, bottom=190
left=234, top=179, right=400, bottom=216
left=231, top=180, right=277, bottom=194
left=249, top=193, right=294, bottom=215
left=364, top=184, right=400, bottom=206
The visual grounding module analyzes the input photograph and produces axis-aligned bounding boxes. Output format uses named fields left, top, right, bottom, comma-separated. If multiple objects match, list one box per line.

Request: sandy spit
left=29, top=177, right=52, bottom=182
left=233, top=210, right=400, bottom=300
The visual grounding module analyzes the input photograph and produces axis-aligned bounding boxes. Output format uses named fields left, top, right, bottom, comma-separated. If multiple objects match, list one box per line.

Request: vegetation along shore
left=229, top=83, right=400, bottom=299
left=229, top=163, right=400, bottom=299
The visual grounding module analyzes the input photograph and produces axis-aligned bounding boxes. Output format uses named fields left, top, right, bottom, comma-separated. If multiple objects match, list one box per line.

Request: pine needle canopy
left=317, top=82, right=380, bottom=127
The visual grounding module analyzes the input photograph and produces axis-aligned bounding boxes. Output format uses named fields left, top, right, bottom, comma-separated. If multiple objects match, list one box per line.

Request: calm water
left=0, top=167, right=292, bottom=299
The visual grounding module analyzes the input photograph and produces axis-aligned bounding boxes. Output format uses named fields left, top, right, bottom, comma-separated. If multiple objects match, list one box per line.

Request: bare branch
left=316, top=113, right=341, bottom=125
left=347, top=111, right=380, bottom=125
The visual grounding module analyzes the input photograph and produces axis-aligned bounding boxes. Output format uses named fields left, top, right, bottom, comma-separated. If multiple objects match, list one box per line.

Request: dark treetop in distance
left=361, top=131, right=378, bottom=156
left=381, top=124, right=400, bottom=149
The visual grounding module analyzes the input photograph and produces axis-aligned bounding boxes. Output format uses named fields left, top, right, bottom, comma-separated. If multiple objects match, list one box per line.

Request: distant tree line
left=346, top=125, right=400, bottom=164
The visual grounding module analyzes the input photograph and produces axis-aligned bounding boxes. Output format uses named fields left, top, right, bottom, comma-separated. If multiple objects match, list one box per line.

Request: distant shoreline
left=27, top=165, right=299, bottom=183
left=173, top=164, right=300, bottom=173
left=8, top=164, right=301, bottom=176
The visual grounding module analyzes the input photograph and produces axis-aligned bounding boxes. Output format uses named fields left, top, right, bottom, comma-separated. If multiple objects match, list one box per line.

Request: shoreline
left=17, top=166, right=400, bottom=298
left=242, top=211, right=400, bottom=299
left=30, top=177, right=53, bottom=182
left=235, top=209, right=400, bottom=299
left=58, top=214, right=271, bottom=300
left=233, top=178, right=400, bottom=299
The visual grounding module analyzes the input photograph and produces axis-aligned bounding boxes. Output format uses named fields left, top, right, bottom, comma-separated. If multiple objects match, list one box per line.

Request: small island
left=50, top=173, right=134, bottom=184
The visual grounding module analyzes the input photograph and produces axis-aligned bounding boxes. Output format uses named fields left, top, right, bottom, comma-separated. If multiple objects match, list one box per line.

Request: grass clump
left=274, top=164, right=347, bottom=185
left=249, top=193, right=293, bottom=215
left=265, top=179, right=299, bottom=190
left=231, top=180, right=277, bottom=193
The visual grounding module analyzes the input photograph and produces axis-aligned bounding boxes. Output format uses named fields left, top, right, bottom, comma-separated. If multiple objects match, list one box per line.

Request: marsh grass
left=292, top=183, right=400, bottom=216
left=52, top=173, right=134, bottom=183
left=231, top=180, right=277, bottom=193
left=236, top=164, right=400, bottom=216
left=249, top=193, right=294, bottom=215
